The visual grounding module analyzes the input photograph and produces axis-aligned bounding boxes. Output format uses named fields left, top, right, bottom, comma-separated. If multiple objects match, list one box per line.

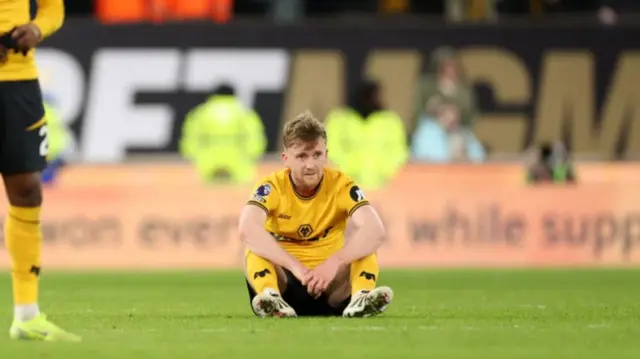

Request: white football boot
left=252, top=288, right=297, bottom=318
left=342, top=286, right=393, bottom=318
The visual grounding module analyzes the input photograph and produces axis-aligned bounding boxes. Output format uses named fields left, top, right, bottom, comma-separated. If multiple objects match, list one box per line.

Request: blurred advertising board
left=1, top=163, right=639, bottom=270
left=36, top=21, right=640, bottom=162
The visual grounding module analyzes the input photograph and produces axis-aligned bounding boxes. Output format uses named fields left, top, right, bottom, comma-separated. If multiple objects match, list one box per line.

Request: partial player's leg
left=244, top=251, right=392, bottom=318
left=310, top=253, right=393, bottom=317
left=4, top=172, right=44, bottom=321
left=1, top=80, right=80, bottom=342
left=341, top=253, right=393, bottom=318
left=244, top=251, right=296, bottom=317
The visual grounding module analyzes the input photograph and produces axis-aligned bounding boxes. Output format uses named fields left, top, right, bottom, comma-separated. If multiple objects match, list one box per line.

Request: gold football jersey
left=0, top=0, right=64, bottom=81
left=247, top=167, right=369, bottom=268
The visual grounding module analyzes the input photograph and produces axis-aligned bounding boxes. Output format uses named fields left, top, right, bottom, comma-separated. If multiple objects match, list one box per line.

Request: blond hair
left=282, top=110, right=327, bottom=149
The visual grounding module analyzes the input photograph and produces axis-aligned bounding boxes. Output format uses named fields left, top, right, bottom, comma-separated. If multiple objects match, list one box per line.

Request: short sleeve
left=247, top=179, right=279, bottom=215
left=337, top=180, right=370, bottom=217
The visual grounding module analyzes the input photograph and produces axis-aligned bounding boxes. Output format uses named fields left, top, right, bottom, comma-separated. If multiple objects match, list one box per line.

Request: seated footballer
left=238, top=110, right=393, bottom=318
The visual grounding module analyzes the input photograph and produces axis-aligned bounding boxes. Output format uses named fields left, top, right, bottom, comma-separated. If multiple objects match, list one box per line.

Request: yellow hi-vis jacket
left=44, top=102, right=70, bottom=161
left=179, top=95, right=267, bottom=184
left=325, top=108, right=409, bottom=190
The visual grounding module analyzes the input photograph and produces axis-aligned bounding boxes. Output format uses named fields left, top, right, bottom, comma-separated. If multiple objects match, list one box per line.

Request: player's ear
left=281, top=151, right=286, bottom=162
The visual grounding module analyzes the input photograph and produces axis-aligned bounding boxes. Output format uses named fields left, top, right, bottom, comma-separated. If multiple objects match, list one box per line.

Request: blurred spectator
left=270, top=0, right=305, bottom=23
left=325, top=79, right=408, bottom=190
left=413, top=46, right=479, bottom=130
left=411, top=101, right=486, bottom=163
left=179, top=84, right=266, bottom=185
left=595, top=0, right=639, bottom=24
left=525, top=141, right=577, bottom=184
left=445, top=0, right=498, bottom=22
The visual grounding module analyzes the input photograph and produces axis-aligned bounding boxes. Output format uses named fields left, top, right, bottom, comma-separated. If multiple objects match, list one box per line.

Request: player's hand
left=291, top=263, right=310, bottom=285
left=305, top=257, right=342, bottom=298
left=303, top=271, right=325, bottom=299
left=11, top=23, right=41, bottom=50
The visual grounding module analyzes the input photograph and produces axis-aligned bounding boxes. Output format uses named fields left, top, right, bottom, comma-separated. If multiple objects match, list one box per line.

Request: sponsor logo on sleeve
left=252, top=183, right=272, bottom=203
left=349, top=185, right=365, bottom=202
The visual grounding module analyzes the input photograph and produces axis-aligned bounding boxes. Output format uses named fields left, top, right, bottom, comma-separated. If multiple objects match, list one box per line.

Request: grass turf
left=0, top=269, right=638, bottom=359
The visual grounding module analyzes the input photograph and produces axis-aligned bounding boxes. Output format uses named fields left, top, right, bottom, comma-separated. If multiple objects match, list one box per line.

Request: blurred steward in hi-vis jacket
left=41, top=95, right=72, bottom=185
left=325, top=80, right=409, bottom=190
left=179, top=84, right=267, bottom=184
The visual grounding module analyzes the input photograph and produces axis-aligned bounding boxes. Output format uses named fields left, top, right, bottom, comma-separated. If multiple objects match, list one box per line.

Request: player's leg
left=1, top=80, right=80, bottom=342
left=244, top=250, right=296, bottom=317
left=314, top=253, right=392, bottom=317
left=341, top=253, right=393, bottom=317
left=322, top=262, right=352, bottom=314
left=3, top=172, right=44, bottom=321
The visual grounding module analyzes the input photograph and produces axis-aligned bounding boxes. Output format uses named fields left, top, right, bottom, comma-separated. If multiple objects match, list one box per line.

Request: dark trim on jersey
left=9, top=213, right=39, bottom=225
left=288, top=172, right=324, bottom=200
left=30, top=0, right=37, bottom=20
left=246, top=200, right=268, bottom=214
left=348, top=201, right=370, bottom=217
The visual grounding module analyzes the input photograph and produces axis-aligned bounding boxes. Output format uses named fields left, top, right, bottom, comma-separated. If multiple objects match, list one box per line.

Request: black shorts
left=246, top=269, right=351, bottom=317
left=0, top=80, right=47, bottom=175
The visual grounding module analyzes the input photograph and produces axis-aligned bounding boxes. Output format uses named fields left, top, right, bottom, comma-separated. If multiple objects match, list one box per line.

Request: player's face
left=282, top=139, right=327, bottom=188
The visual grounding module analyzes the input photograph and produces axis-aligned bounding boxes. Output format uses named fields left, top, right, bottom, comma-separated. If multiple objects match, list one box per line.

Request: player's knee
left=3, top=172, right=43, bottom=207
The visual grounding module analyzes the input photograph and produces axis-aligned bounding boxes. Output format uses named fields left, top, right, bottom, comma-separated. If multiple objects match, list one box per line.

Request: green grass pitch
left=0, top=269, right=638, bottom=359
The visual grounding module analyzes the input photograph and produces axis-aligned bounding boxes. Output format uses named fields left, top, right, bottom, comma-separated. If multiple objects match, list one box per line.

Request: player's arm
left=11, top=0, right=64, bottom=52
left=33, top=0, right=65, bottom=39
left=333, top=204, right=385, bottom=264
left=334, top=183, right=386, bottom=264
left=304, top=187, right=385, bottom=297
left=238, top=184, right=308, bottom=280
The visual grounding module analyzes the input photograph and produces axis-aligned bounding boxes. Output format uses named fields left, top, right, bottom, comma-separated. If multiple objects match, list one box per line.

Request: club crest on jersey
left=297, top=224, right=313, bottom=239
left=349, top=185, right=366, bottom=202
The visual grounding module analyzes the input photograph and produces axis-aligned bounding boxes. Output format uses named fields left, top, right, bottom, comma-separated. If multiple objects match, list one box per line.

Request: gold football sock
left=246, top=251, right=279, bottom=294
left=350, top=253, right=379, bottom=295
left=5, top=206, right=42, bottom=306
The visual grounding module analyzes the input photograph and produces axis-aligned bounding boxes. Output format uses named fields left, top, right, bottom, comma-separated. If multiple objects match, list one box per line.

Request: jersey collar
left=288, top=170, right=324, bottom=200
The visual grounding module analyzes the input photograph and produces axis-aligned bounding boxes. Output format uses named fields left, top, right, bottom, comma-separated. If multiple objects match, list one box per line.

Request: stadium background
left=1, top=0, right=637, bottom=270
left=1, top=2, right=640, bottom=358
